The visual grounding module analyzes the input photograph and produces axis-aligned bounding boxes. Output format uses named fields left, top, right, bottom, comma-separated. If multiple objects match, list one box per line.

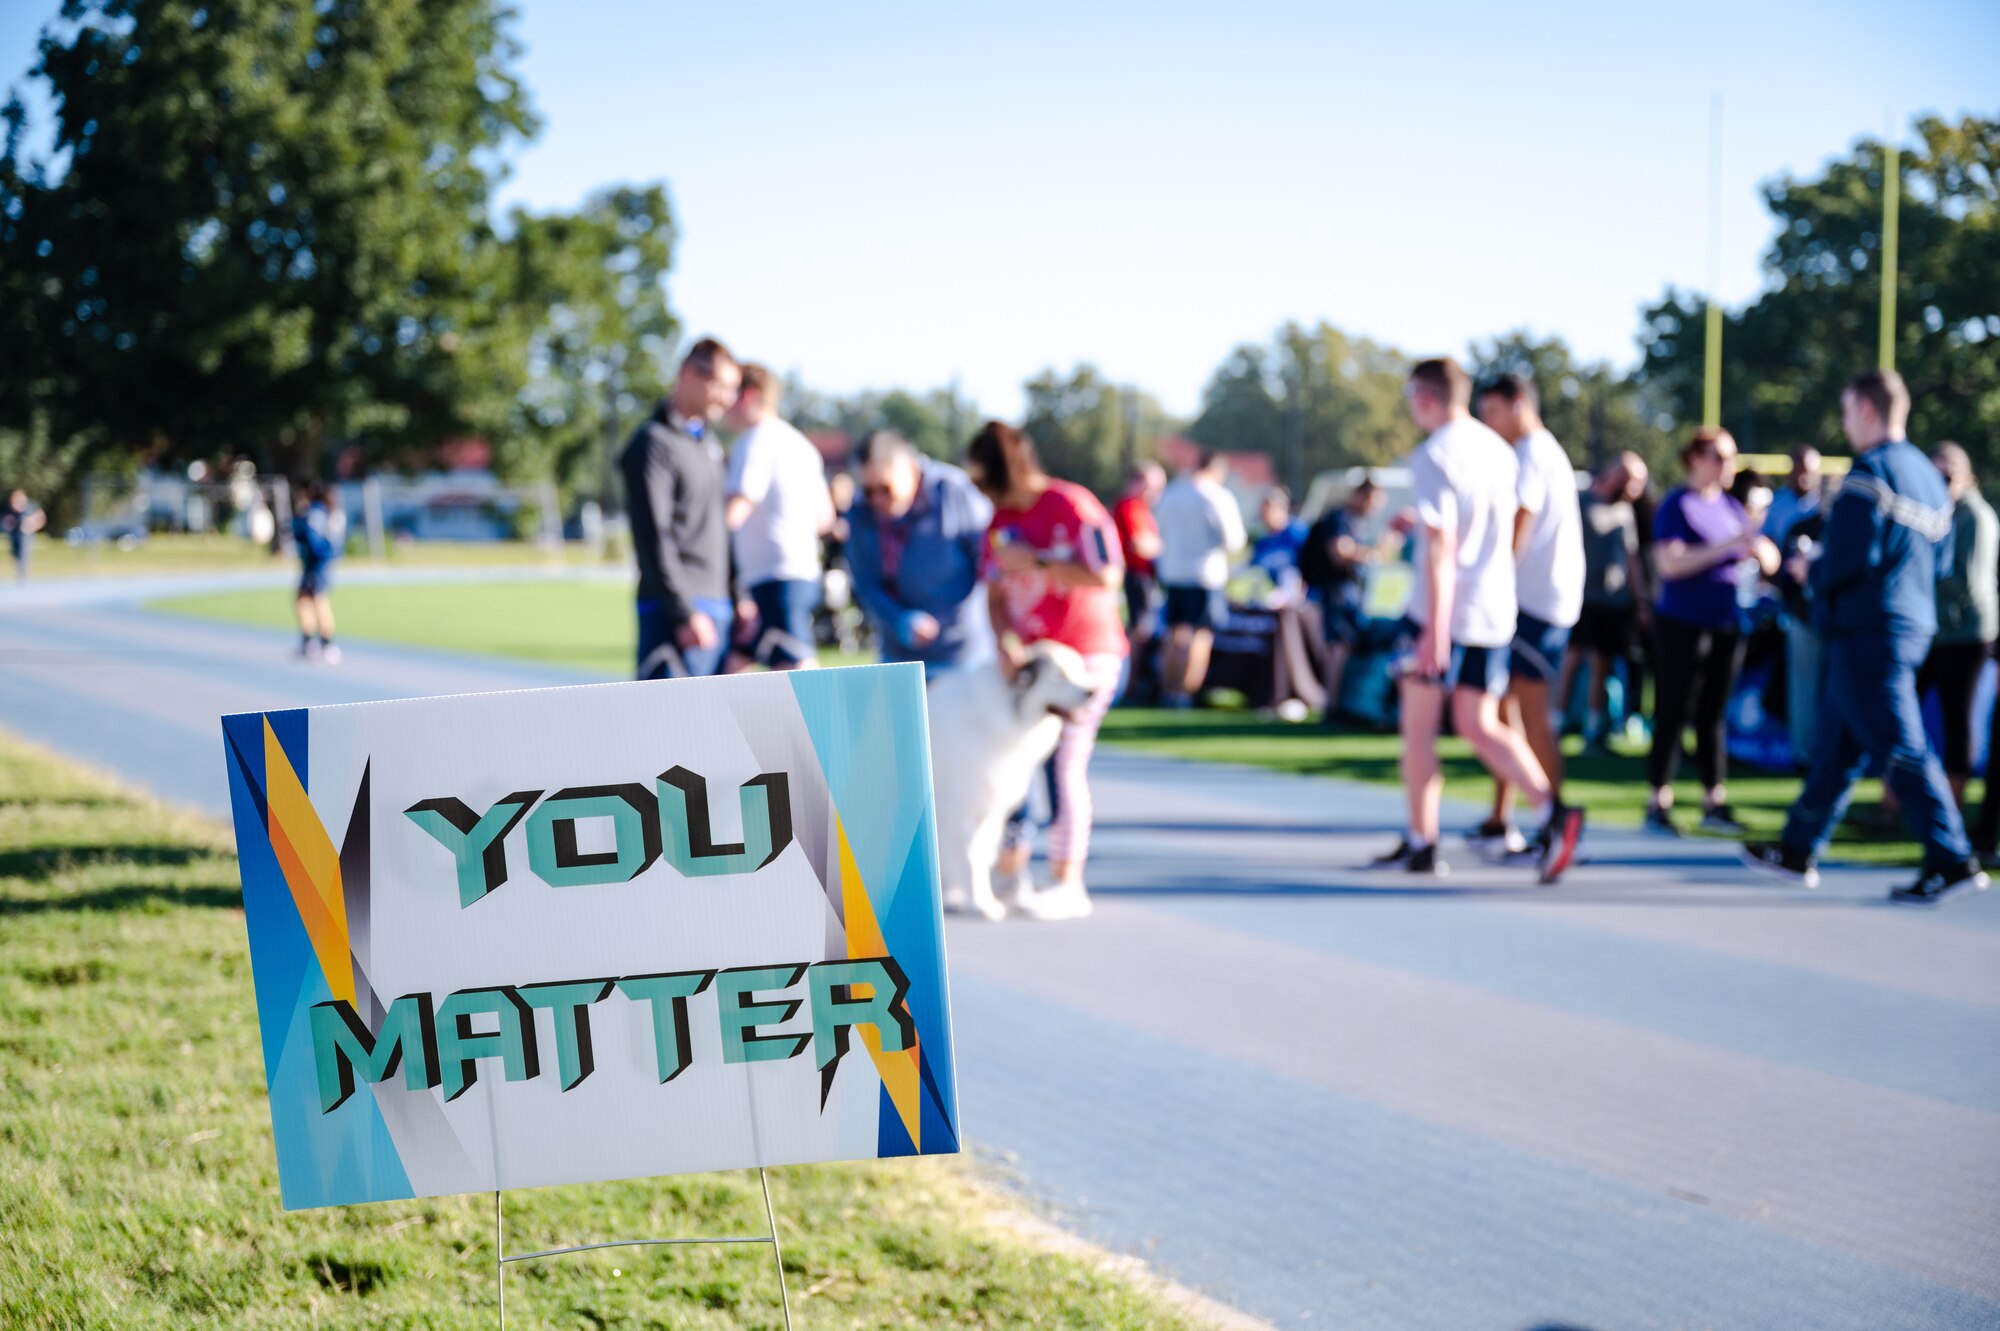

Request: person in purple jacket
left=1644, top=428, right=1779, bottom=836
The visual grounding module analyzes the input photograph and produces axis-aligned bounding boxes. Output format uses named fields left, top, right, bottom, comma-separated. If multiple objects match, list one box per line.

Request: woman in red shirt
left=966, top=422, right=1128, bottom=921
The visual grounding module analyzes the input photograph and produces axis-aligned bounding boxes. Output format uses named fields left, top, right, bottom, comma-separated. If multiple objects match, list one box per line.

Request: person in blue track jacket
left=1742, top=369, right=1989, bottom=904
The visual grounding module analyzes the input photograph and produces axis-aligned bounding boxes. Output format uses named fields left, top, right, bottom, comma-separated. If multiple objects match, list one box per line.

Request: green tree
left=1636, top=115, right=2000, bottom=467
left=502, top=185, right=678, bottom=503
left=1468, top=330, right=1668, bottom=476
left=1191, top=322, right=1419, bottom=495
left=1021, top=365, right=1175, bottom=497
left=1, top=0, right=538, bottom=477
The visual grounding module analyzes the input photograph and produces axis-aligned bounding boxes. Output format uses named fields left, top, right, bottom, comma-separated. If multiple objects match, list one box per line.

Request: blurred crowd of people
left=621, top=336, right=1987, bottom=908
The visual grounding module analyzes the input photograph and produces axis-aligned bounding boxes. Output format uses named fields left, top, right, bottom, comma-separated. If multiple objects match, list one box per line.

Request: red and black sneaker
left=1537, top=805, right=1585, bottom=884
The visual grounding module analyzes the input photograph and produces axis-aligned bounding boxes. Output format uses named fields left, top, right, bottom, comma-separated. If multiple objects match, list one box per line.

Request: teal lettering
left=309, top=994, right=439, bottom=1112
left=616, top=971, right=715, bottom=1082
left=404, top=791, right=541, bottom=908
left=435, top=988, right=539, bottom=1101
left=715, top=965, right=811, bottom=1064
left=809, top=958, right=915, bottom=1071
left=657, top=769, right=793, bottom=878
left=524, top=785, right=660, bottom=887
left=516, top=980, right=615, bottom=1090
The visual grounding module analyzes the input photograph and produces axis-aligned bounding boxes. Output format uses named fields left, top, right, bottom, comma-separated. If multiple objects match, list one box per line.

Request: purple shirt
left=1654, top=486, right=1749, bottom=629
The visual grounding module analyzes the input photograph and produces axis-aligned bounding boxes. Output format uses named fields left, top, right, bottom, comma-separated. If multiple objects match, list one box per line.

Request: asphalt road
left=3, top=571, right=1996, bottom=1331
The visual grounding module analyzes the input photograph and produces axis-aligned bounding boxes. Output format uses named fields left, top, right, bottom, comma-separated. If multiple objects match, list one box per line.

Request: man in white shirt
left=723, top=364, right=835, bottom=670
left=1152, top=451, right=1248, bottom=707
left=1472, top=373, right=1586, bottom=855
left=1377, top=358, right=1584, bottom=881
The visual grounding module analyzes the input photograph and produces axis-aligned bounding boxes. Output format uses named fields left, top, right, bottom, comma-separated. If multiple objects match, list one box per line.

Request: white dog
left=927, top=640, right=1097, bottom=921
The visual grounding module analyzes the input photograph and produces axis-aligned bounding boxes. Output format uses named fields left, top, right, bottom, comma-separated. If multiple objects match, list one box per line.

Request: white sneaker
left=320, top=643, right=343, bottom=666
left=1015, top=880, right=1093, bottom=921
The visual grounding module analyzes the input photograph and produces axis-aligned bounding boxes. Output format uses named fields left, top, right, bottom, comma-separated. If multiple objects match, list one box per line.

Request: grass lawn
left=0, top=732, right=1209, bottom=1330
left=1098, top=710, right=1922, bottom=866
left=28, top=533, right=605, bottom=581
left=152, top=580, right=638, bottom=677
left=151, top=579, right=1926, bottom=866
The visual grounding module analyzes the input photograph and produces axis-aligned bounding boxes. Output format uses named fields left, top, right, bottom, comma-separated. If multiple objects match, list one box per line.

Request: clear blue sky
left=4, top=1, right=1995, bottom=418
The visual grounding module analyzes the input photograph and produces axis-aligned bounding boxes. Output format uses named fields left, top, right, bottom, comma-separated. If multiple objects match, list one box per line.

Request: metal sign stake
left=493, top=1171, right=795, bottom=1329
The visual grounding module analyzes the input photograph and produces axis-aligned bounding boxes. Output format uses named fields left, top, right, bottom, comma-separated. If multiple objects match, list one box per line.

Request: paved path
left=3, top=574, right=1997, bottom=1331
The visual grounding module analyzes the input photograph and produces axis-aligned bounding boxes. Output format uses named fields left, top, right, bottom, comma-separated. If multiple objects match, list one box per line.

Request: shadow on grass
left=0, top=843, right=222, bottom=881
left=0, top=882, right=241, bottom=916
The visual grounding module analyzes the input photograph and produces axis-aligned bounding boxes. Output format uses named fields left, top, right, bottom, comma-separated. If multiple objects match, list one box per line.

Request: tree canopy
left=1636, top=115, right=1999, bottom=465
left=0, top=0, right=676, bottom=493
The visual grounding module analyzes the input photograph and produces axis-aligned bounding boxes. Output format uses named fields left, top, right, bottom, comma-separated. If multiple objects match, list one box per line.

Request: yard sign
left=219, top=664, right=957, bottom=1210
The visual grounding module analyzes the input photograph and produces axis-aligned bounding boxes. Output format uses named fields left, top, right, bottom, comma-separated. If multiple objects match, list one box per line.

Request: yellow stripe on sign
left=262, top=718, right=354, bottom=1006
left=834, top=814, right=922, bottom=1149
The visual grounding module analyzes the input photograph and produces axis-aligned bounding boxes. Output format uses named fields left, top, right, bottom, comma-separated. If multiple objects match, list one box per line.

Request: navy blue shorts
left=1447, top=642, right=1511, bottom=697
left=1163, top=583, right=1224, bottom=631
left=748, top=578, right=821, bottom=667
left=1509, top=612, right=1572, bottom=684
left=298, top=565, right=331, bottom=597
left=637, top=596, right=734, bottom=680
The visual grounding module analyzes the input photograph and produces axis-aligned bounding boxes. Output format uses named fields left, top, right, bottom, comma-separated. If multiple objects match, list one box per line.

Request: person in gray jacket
left=620, top=337, right=740, bottom=679
left=1919, top=443, right=1997, bottom=808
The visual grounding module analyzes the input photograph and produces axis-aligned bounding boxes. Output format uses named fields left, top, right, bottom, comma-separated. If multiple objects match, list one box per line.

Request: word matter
left=310, top=956, right=910, bottom=1113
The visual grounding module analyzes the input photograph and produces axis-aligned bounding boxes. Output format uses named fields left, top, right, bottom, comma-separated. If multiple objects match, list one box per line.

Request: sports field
left=0, top=731, right=1207, bottom=1330
left=152, top=579, right=1918, bottom=864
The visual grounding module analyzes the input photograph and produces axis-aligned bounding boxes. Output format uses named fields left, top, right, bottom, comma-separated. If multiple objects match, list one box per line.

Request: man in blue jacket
left=845, top=429, right=994, bottom=675
left=1743, top=369, right=1988, bottom=903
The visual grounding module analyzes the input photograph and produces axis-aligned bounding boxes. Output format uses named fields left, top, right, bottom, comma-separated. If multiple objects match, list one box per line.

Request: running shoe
left=1464, top=820, right=1530, bottom=859
left=1015, top=880, right=1094, bottom=921
left=1888, top=859, right=1989, bottom=905
left=1537, top=806, right=1585, bottom=884
left=1643, top=807, right=1682, bottom=838
left=1698, top=803, right=1746, bottom=835
left=1371, top=838, right=1417, bottom=867
left=320, top=643, right=343, bottom=666
left=1740, top=841, right=1820, bottom=890
left=1404, top=843, right=1447, bottom=877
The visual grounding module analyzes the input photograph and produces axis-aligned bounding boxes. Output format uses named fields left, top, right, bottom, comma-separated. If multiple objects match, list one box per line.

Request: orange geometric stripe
left=834, top=813, right=921, bottom=1149
left=262, top=717, right=354, bottom=1006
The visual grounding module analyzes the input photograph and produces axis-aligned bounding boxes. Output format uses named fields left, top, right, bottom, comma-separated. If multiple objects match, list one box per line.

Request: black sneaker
left=1889, top=859, right=1989, bottom=905
left=1371, top=838, right=1416, bottom=867
left=1537, top=806, right=1585, bottom=884
left=1405, top=843, right=1448, bottom=877
left=1699, top=803, right=1747, bottom=835
left=1740, top=842, right=1820, bottom=890
left=1465, top=819, right=1529, bottom=858
left=1643, top=807, right=1682, bottom=838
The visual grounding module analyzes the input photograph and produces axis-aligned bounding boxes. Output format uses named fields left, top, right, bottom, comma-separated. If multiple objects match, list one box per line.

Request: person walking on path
left=1642, top=428, right=1777, bottom=836
left=1743, top=371, right=1989, bottom=904
left=968, top=421, right=1127, bottom=921
left=291, top=483, right=341, bottom=664
left=1917, top=443, right=1997, bottom=810
left=1471, top=374, right=1585, bottom=858
left=621, top=337, right=741, bottom=680
left=2, top=489, right=45, bottom=582
left=844, top=429, right=994, bottom=676
left=722, top=364, right=834, bottom=671
left=1153, top=451, right=1246, bottom=708
left=1560, top=454, right=1651, bottom=755
left=1374, top=358, right=1583, bottom=882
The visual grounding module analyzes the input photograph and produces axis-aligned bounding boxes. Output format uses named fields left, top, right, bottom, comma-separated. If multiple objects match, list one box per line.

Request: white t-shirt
left=1153, top=474, right=1248, bottom=588
left=726, top=417, right=833, bottom=586
left=1407, top=417, right=1519, bottom=648
left=1513, top=427, right=1585, bottom=627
